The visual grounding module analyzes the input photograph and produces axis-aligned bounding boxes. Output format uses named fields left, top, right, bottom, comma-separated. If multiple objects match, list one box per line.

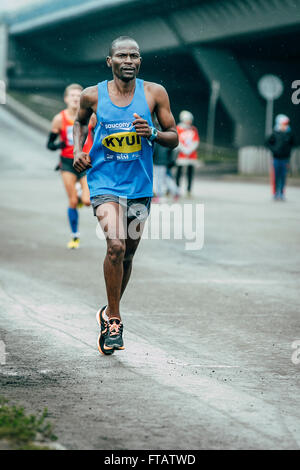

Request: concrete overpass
left=2, top=0, right=300, bottom=147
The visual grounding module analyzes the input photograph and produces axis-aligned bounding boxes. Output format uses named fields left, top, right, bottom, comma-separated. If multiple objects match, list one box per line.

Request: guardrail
left=238, top=146, right=300, bottom=175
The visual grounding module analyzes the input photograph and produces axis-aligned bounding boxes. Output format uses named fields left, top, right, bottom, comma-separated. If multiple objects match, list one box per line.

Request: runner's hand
left=73, top=152, right=92, bottom=172
left=133, top=113, right=151, bottom=138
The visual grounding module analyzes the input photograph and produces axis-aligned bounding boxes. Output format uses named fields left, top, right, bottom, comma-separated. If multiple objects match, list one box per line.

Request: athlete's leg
left=97, top=202, right=126, bottom=320
left=176, top=165, right=183, bottom=187
left=187, top=164, right=194, bottom=193
left=79, top=175, right=90, bottom=206
left=120, top=220, right=145, bottom=299
left=61, top=171, right=80, bottom=236
left=95, top=201, right=148, bottom=353
left=61, top=171, right=78, bottom=208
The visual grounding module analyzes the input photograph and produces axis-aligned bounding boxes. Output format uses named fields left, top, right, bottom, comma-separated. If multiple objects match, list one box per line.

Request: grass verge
left=0, top=397, right=57, bottom=450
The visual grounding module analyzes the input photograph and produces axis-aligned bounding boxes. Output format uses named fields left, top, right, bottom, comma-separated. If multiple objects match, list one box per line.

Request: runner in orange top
left=175, top=110, right=200, bottom=197
left=47, top=83, right=96, bottom=249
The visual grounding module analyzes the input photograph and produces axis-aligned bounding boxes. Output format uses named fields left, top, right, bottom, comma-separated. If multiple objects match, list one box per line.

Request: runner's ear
left=106, top=56, right=112, bottom=68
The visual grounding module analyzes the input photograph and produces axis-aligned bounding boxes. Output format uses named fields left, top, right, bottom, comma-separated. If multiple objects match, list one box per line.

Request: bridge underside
left=4, top=0, right=300, bottom=147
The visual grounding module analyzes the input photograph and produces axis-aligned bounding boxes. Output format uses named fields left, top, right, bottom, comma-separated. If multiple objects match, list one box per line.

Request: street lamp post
left=258, top=74, right=283, bottom=139
left=206, top=80, right=220, bottom=159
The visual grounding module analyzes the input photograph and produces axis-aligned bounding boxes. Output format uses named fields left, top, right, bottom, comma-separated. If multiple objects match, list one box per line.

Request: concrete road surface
left=0, top=107, right=300, bottom=450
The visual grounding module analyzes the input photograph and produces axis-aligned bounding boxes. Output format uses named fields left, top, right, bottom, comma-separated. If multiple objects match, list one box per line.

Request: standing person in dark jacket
left=266, top=114, right=295, bottom=201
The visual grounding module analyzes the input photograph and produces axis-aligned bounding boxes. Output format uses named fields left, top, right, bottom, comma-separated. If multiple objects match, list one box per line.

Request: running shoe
left=96, top=306, right=124, bottom=354
left=77, top=197, right=84, bottom=209
left=105, top=318, right=124, bottom=350
left=67, top=238, right=80, bottom=249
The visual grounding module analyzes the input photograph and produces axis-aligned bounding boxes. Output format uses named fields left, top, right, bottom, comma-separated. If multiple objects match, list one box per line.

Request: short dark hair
left=109, top=36, right=139, bottom=57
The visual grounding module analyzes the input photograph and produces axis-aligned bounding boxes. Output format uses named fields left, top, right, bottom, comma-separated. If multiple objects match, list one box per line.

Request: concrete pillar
left=0, top=20, right=8, bottom=103
left=192, top=46, right=265, bottom=147
left=0, top=21, right=8, bottom=80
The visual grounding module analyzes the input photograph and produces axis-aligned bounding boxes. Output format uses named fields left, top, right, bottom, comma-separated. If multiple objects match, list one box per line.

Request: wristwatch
left=148, top=126, right=158, bottom=142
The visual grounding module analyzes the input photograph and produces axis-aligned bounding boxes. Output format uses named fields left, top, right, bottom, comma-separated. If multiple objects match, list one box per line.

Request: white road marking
left=135, top=278, right=294, bottom=285
left=167, top=359, right=240, bottom=368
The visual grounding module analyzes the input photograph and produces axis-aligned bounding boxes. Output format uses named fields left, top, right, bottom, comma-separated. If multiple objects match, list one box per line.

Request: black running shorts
left=60, top=156, right=87, bottom=179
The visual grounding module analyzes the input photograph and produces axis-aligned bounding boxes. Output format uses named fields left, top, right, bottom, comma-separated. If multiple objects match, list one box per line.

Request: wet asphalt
left=0, top=107, right=299, bottom=450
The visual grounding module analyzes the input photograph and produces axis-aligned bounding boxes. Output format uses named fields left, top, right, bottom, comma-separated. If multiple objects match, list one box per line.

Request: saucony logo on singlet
left=104, top=122, right=132, bottom=130
left=102, top=132, right=142, bottom=154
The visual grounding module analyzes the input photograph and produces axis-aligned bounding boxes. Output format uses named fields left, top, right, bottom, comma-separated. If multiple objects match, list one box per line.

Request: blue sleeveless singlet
left=87, top=79, right=154, bottom=198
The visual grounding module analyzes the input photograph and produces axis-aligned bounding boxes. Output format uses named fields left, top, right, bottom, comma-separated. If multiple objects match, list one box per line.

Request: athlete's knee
left=69, top=199, right=78, bottom=209
left=69, top=196, right=78, bottom=209
left=107, top=240, right=125, bottom=264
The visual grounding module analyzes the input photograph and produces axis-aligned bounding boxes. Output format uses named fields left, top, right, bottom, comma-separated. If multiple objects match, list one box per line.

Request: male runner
left=47, top=83, right=96, bottom=249
left=73, top=36, right=178, bottom=354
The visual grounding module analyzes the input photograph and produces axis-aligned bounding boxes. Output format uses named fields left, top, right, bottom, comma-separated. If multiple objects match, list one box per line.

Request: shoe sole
left=97, top=333, right=115, bottom=355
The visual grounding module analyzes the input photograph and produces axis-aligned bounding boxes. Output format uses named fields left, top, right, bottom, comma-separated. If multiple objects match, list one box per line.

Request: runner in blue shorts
left=73, top=36, right=178, bottom=354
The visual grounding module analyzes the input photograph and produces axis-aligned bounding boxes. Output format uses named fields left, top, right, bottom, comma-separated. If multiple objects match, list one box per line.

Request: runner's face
left=64, top=89, right=81, bottom=110
left=108, top=42, right=141, bottom=82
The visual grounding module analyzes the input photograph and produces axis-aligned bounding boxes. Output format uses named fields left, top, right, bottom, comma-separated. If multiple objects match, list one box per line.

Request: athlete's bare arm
left=51, top=113, right=62, bottom=133
left=73, top=86, right=98, bottom=171
left=47, top=113, right=65, bottom=151
left=89, top=113, right=98, bottom=129
left=133, top=82, right=178, bottom=149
